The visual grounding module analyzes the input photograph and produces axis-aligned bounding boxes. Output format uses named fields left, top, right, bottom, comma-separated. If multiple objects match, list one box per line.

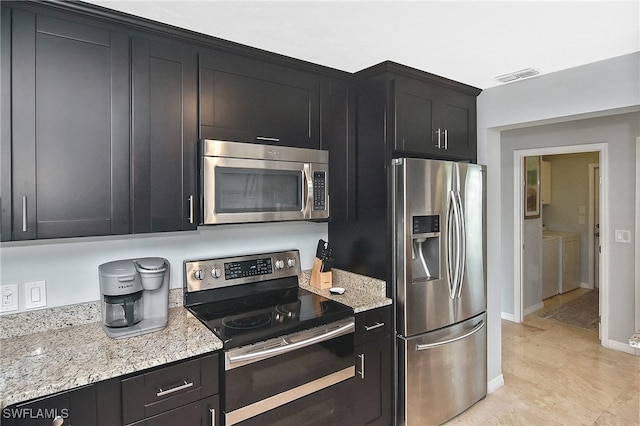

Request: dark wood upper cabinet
left=199, top=49, right=321, bottom=149
left=6, top=9, right=130, bottom=241
left=131, top=37, right=198, bottom=233
left=357, top=62, right=481, bottom=163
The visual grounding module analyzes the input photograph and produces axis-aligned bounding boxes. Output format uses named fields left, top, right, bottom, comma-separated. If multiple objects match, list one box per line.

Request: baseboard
left=524, top=302, right=544, bottom=316
left=501, top=312, right=515, bottom=321
left=487, top=374, right=504, bottom=393
left=607, top=339, right=639, bottom=355
left=579, top=282, right=593, bottom=289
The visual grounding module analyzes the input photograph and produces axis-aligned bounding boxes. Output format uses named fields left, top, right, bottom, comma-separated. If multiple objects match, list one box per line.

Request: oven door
left=202, top=156, right=328, bottom=224
left=223, top=318, right=355, bottom=425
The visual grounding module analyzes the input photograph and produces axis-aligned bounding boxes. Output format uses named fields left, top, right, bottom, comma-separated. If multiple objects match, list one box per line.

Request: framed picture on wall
left=524, top=156, right=541, bottom=219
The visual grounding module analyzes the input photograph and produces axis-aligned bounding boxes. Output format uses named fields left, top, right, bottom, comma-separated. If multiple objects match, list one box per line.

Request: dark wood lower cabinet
left=351, top=306, right=393, bottom=426
left=2, top=354, right=220, bottom=426
left=353, top=336, right=392, bottom=425
left=1, top=384, right=98, bottom=426
left=138, top=395, right=219, bottom=426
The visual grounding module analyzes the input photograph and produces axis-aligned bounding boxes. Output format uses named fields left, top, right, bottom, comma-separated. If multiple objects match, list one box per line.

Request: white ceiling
left=87, top=0, right=640, bottom=89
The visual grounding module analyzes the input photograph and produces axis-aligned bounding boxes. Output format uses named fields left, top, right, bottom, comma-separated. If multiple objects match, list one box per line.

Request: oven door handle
left=226, top=321, right=354, bottom=369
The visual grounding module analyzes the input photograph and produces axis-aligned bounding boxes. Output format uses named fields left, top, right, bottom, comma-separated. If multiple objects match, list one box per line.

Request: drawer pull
left=256, top=136, right=280, bottom=142
left=157, top=380, right=194, bottom=397
left=210, top=408, right=216, bottom=426
left=364, top=322, right=385, bottom=331
left=357, top=353, right=365, bottom=379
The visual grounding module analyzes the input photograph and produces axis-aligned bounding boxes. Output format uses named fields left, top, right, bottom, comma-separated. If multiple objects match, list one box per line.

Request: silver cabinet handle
left=210, top=408, right=216, bottom=426
left=435, top=128, right=442, bottom=148
left=364, top=322, right=385, bottom=331
left=22, top=196, right=27, bottom=232
left=156, top=380, right=194, bottom=397
left=357, top=353, right=365, bottom=379
left=188, top=195, right=194, bottom=224
left=443, top=129, right=448, bottom=149
left=256, top=136, right=280, bottom=142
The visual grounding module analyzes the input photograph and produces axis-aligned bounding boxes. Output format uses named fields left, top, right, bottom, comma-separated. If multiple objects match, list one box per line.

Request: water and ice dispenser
left=411, top=215, right=440, bottom=281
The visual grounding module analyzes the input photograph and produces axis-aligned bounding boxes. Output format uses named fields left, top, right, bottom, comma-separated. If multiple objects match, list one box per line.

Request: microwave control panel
left=313, top=171, right=326, bottom=210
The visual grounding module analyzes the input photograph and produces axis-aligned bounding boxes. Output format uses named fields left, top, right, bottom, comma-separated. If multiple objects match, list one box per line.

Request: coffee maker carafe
left=98, top=257, right=170, bottom=339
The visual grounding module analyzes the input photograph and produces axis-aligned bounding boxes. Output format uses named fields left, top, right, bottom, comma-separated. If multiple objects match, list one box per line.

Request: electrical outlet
left=1, top=284, right=19, bottom=312
left=24, top=280, right=47, bottom=310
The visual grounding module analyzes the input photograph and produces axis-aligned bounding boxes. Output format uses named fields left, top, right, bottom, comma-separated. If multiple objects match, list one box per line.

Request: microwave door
left=202, top=157, right=307, bottom=224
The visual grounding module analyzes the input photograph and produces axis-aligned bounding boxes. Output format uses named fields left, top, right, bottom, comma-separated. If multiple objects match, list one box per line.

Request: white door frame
left=513, top=143, right=608, bottom=346
left=635, top=137, right=640, bottom=346
left=588, top=163, right=600, bottom=289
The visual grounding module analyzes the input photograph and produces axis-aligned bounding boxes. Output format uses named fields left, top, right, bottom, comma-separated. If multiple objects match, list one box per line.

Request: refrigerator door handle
left=455, top=190, right=466, bottom=298
left=446, top=190, right=457, bottom=299
left=415, top=319, right=485, bottom=351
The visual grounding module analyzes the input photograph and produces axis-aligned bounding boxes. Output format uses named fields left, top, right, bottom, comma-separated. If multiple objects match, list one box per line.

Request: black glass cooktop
left=187, top=287, right=353, bottom=348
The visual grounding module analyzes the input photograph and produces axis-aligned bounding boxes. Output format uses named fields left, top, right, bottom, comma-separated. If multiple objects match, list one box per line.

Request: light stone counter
left=1, top=271, right=389, bottom=409
left=0, top=289, right=222, bottom=409
left=299, top=269, right=391, bottom=313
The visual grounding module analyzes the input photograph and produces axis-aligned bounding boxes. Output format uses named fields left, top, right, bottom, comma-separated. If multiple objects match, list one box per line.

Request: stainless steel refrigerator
left=392, top=158, right=487, bottom=426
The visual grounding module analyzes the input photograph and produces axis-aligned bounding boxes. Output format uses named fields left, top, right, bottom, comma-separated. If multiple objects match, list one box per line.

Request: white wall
left=478, top=52, right=640, bottom=386
left=0, top=221, right=327, bottom=312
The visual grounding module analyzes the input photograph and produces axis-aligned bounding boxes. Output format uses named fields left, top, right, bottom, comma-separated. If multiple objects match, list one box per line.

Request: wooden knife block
left=310, top=257, right=332, bottom=289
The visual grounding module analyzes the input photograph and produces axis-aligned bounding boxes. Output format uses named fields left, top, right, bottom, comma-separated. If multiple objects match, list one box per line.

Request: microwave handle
left=303, top=164, right=313, bottom=218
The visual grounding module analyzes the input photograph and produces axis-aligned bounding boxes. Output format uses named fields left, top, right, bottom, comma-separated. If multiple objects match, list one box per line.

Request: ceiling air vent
left=494, top=73, right=519, bottom=83
left=513, top=68, right=539, bottom=79
left=494, top=67, right=540, bottom=83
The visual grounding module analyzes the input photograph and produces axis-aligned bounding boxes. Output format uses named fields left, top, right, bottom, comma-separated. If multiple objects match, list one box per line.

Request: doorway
left=513, top=143, right=608, bottom=345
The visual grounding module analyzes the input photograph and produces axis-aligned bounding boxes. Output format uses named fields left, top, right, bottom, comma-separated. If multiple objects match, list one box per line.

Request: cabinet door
left=132, top=37, right=198, bottom=233
left=200, top=50, right=320, bottom=149
left=4, top=384, right=96, bottom=426
left=353, top=336, right=392, bottom=426
left=10, top=10, right=129, bottom=240
left=393, top=76, right=477, bottom=161
left=436, top=89, right=477, bottom=161
left=141, top=396, right=218, bottom=426
left=393, top=77, right=437, bottom=156
left=321, top=78, right=355, bottom=223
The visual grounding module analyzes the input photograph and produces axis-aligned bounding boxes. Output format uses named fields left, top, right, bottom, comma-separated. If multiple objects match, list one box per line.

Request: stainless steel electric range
left=184, top=250, right=355, bottom=425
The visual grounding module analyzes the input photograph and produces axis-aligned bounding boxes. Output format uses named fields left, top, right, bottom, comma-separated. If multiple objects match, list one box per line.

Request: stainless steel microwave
left=199, top=140, right=329, bottom=225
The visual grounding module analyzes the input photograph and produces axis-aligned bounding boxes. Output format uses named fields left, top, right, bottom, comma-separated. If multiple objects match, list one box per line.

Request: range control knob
left=287, top=258, right=297, bottom=268
left=274, top=259, right=285, bottom=270
left=193, top=269, right=205, bottom=280
left=211, top=267, right=221, bottom=279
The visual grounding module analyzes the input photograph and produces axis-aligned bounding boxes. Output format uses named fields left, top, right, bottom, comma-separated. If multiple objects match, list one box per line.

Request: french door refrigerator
left=392, top=158, right=487, bottom=426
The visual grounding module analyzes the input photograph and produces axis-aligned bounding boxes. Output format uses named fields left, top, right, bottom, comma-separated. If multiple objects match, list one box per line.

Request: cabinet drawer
left=122, top=353, right=219, bottom=425
left=355, top=305, right=392, bottom=345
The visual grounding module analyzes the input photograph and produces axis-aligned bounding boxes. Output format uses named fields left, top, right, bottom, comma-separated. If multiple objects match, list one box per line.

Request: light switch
left=614, top=229, right=631, bottom=244
left=24, top=281, right=47, bottom=310
left=31, top=286, right=41, bottom=302
left=1, top=284, right=19, bottom=312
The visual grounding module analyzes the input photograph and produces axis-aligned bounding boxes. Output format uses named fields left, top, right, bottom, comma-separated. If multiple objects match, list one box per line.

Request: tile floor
left=446, top=289, right=640, bottom=425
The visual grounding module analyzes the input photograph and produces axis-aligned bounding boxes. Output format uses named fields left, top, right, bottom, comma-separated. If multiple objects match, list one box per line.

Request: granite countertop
left=0, top=290, right=222, bottom=409
left=299, top=269, right=392, bottom=313
left=0, top=269, right=390, bottom=409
